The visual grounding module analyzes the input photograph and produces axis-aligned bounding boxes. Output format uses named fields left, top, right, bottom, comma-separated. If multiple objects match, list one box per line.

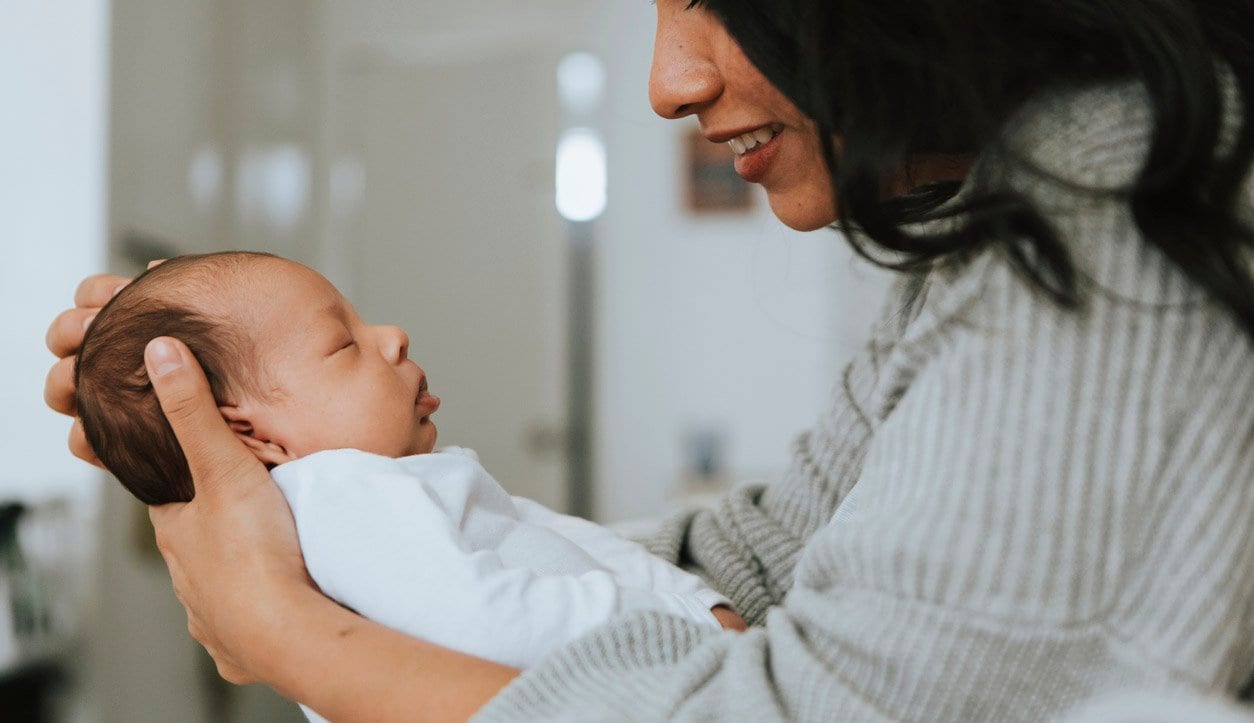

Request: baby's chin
left=412, top=422, right=438, bottom=455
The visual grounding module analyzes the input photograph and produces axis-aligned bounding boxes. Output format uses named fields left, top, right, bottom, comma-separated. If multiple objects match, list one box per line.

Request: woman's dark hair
left=698, top=0, right=1254, bottom=336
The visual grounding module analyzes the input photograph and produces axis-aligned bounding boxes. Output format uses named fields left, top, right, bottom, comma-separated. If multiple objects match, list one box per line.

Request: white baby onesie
left=271, top=447, right=727, bottom=671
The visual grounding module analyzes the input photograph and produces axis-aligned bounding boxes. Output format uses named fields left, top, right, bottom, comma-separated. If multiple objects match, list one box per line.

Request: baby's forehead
left=209, top=257, right=337, bottom=332
left=235, top=254, right=319, bottom=292
left=136, top=255, right=341, bottom=359
left=157, top=256, right=311, bottom=325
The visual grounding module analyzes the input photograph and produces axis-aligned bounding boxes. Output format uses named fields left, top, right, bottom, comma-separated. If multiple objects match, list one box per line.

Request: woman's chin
left=767, top=192, right=838, bottom=232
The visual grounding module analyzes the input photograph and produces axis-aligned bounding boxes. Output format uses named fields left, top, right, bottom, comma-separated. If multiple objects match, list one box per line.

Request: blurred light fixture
left=557, top=52, right=606, bottom=116
left=556, top=128, right=607, bottom=222
left=187, top=146, right=223, bottom=212
left=235, top=143, right=311, bottom=231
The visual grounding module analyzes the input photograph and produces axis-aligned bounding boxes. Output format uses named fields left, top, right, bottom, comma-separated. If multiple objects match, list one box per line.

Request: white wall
left=591, top=6, right=893, bottom=522
left=1, top=1, right=109, bottom=718
left=0, top=1, right=110, bottom=502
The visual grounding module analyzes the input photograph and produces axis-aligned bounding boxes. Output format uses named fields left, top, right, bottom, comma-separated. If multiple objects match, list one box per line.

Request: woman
left=44, top=0, right=1253, bottom=720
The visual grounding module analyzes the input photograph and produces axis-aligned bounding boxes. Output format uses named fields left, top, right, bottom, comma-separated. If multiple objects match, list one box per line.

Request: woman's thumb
left=145, top=337, right=262, bottom=496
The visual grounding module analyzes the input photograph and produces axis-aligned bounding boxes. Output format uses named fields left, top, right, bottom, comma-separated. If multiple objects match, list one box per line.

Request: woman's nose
left=648, top=8, right=723, bottom=119
left=377, top=326, right=409, bottom=364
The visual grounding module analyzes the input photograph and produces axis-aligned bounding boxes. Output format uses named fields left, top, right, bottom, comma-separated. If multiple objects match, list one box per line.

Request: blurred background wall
left=2, top=0, right=890, bottom=719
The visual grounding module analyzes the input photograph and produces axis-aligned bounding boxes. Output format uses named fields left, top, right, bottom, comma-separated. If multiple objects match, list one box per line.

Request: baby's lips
left=417, top=392, right=441, bottom=417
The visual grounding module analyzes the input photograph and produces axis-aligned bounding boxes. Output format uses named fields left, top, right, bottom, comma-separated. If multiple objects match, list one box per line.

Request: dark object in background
left=0, top=503, right=66, bottom=723
left=0, top=663, right=65, bottom=723
left=0, top=504, right=48, bottom=639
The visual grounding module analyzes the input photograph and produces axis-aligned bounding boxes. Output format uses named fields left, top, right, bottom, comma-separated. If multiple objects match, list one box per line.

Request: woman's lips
left=733, top=131, right=782, bottom=184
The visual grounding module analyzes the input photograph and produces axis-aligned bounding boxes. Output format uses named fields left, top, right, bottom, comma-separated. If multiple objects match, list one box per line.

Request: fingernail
left=112, top=282, right=129, bottom=298
left=82, top=314, right=96, bottom=332
left=146, top=339, right=182, bottom=377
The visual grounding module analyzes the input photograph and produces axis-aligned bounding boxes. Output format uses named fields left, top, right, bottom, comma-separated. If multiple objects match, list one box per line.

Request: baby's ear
left=219, top=405, right=296, bottom=467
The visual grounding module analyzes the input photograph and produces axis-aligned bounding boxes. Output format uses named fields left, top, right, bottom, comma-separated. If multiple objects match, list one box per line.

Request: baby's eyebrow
left=318, top=302, right=351, bottom=325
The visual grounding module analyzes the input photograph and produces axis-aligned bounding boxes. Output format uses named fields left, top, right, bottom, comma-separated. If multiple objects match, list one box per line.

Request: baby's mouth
left=416, top=375, right=441, bottom=417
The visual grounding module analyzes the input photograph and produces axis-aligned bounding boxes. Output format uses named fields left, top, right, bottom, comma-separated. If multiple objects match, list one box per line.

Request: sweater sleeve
left=635, top=275, right=926, bottom=625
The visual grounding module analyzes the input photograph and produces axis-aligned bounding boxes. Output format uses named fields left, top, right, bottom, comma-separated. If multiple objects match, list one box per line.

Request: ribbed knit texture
left=477, top=81, right=1254, bottom=722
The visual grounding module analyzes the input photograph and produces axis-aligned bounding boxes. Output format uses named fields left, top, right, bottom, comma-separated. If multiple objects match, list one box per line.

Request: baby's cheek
left=374, top=406, right=418, bottom=457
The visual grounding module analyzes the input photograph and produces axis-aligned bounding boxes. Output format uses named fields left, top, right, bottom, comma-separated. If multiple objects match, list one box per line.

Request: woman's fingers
left=711, top=605, right=748, bottom=632
left=73, top=273, right=130, bottom=308
left=47, top=273, right=129, bottom=463
left=143, top=337, right=266, bottom=499
left=68, top=419, right=103, bottom=468
left=44, top=356, right=78, bottom=415
left=50, top=271, right=139, bottom=465
left=46, top=306, right=99, bottom=358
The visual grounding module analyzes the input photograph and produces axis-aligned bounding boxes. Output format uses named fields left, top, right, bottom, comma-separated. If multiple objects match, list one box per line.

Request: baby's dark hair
left=75, top=252, right=277, bottom=504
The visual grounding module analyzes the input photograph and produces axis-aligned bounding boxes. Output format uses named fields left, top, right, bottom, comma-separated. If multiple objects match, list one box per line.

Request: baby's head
left=76, top=252, right=440, bottom=504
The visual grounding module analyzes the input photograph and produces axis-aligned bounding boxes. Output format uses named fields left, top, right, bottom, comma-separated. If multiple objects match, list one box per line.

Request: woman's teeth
left=728, top=125, right=784, bottom=155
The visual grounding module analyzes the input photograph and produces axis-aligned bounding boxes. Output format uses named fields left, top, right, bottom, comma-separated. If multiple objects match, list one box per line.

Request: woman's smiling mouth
left=705, top=124, right=787, bottom=184
left=732, top=127, right=784, bottom=183
left=725, top=124, right=784, bottom=155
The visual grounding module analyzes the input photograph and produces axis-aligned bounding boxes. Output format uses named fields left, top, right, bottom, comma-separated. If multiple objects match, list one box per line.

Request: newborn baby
left=75, top=252, right=733, bottom=678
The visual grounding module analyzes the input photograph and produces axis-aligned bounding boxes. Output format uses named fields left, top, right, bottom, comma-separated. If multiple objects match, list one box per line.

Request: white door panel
left=344, top=55, right=569, bottom=510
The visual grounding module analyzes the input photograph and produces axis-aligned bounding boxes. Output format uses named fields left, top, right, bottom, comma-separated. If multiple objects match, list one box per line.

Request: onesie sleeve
left=510, top=496, right=729, bottom=611
left=273, top=450, right=720, bottom=671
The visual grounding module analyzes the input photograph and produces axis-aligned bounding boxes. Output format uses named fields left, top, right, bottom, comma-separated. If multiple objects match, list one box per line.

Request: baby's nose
left=379, top=326, right=409, bottom=362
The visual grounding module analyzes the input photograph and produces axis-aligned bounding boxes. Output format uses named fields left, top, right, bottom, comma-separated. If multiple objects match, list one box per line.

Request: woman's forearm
left=262, top=585, right=520, bottom=722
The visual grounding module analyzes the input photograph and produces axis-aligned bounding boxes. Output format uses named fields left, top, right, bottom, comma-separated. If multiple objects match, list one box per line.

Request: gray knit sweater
left=477, top=82, right=1254, bottom=722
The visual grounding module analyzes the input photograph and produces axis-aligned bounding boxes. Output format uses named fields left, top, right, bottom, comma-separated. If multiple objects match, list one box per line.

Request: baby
left=75, top=252, right=736, bottom=684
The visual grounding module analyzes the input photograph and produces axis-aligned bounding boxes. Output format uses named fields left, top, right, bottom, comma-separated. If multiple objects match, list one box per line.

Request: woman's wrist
left=240, top=581, right=333, bottom=692
left=256, top=584, right=520, bottom=722
left=248, top=582, right=364, bottom=698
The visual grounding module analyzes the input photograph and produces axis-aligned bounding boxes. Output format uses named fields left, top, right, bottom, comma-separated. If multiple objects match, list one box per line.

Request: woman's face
left=649, top=1, right=837, bottom=230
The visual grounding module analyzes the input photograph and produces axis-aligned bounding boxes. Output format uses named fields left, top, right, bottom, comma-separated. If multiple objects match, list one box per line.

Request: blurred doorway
left=335, top=53, right=570, bottom=510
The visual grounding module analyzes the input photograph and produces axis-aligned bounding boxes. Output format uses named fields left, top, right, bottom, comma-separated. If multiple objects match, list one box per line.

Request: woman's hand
left=143, top=337, right=520, bottom=721
left=44, top=272, right=133, bottom=467
left=142, top=336, right=313, bottom=684
left=712, top=605, right=748, bottom=632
